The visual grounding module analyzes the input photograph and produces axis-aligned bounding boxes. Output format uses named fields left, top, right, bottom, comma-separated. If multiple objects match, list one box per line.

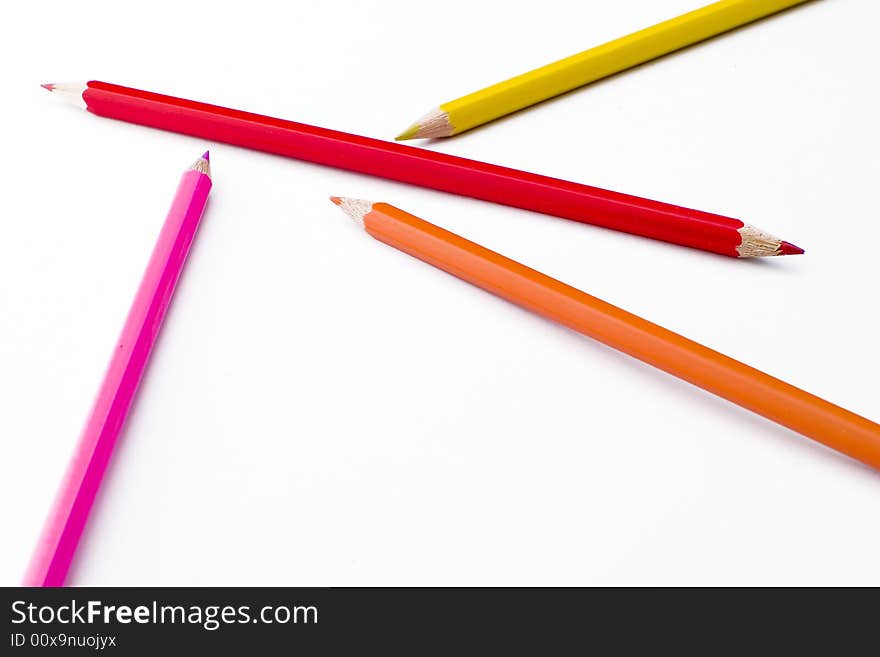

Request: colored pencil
left=41, top=81, right=802, bottom=258
left=330, top=197, right=880, bottom=470
left=395, top=0, right=812, bottom=140
left=24, top=153, right=213, bottom=587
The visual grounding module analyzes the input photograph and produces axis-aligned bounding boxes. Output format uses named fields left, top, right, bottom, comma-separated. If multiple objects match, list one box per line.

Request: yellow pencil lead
left=394, top=123, right=421, bottom=141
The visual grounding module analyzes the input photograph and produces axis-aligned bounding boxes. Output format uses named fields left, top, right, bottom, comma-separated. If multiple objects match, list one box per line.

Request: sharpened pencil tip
left=394, top=108, right=453, bottom=140
left=39, top=81, right=88, bottom=108
left=201, top=151, right=210, bottom=161
left=190, top=153, right=211, bottom=178
left=779, top=241, right=805, bottom=256
left=329, top=197, right=373, bottom=226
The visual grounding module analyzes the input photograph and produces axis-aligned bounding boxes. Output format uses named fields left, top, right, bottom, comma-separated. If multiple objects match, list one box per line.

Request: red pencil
left=42, top=80, right=802, bottom=258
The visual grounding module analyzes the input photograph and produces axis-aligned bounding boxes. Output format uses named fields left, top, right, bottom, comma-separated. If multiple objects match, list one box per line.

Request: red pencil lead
left=779, top=241, right=805, bottom=256
left=40, top=83, right=56, bottom=91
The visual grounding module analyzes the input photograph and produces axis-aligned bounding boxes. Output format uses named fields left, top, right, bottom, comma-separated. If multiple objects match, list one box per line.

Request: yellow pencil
left=396, top=0, right=812, bottom=140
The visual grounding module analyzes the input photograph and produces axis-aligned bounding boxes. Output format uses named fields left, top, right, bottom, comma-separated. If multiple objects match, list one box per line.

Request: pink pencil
left=24, top=152, right=213, bottom=586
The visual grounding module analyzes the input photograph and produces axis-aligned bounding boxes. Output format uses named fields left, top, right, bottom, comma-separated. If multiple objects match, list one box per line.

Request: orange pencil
left=330, top=197, right=880, bottom=470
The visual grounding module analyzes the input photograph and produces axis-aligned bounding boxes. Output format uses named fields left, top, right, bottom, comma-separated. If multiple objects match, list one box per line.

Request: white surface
left=1, top=0, right=878, bottom=587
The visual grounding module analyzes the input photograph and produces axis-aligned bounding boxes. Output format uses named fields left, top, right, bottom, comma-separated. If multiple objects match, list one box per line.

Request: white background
left=1, top=0, right=878, bottom=586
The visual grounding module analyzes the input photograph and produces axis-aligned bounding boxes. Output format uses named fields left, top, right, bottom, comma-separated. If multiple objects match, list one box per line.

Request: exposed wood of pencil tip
left=330, top=196, right=373, bottom=226
left=190, top=151, right=212, bottom=179
left=395, top=108, right=453, bottom=140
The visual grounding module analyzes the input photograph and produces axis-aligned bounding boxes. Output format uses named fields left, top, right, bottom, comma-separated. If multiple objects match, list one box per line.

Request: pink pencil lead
left=201, top=151, right=210, bottom=161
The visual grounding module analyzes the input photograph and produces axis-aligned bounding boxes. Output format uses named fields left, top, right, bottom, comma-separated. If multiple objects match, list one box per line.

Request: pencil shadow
left=579, top=336, right=876, bottom=480
left=732, top=254, right=802, bottom=270
left=418, top=0, right=824, bottom=144
left=468, top=285, right=877, bottom=482
left=64, top=196, right=217, bottom=586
